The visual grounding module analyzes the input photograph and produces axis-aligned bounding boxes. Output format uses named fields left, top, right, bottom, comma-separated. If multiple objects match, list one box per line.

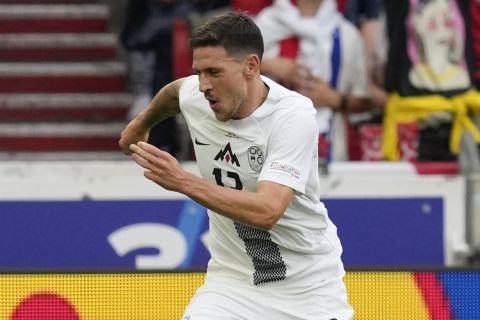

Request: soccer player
left=119, top=11, right=353, bottom=320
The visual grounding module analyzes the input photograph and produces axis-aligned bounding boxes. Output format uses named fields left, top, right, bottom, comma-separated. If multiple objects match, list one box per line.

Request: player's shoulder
left=262, top=76, right=313, bottom=108
left=178, top=75, right=201, bottom=101
left=177, top=76, right=209, bottom=119
left=262, top=76, right=316, bottom=122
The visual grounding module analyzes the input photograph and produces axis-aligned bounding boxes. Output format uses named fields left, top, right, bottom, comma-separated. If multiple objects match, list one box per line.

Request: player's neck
left=249, top=78, right=269, bottom=113
left=233, top=77, right=269, bottom=119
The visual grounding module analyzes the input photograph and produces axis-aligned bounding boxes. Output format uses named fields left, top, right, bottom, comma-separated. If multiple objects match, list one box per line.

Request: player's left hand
left=129, top=141, right=187, bottom=192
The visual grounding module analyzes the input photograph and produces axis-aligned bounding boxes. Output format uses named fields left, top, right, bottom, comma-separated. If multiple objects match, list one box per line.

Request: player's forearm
left=180, top=174, right=283, bottom=230
left=135, top=78, right=184, bottom=130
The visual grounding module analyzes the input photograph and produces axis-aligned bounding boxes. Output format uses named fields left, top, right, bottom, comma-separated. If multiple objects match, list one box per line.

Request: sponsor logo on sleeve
left=270, top=162, right=300, bottom=178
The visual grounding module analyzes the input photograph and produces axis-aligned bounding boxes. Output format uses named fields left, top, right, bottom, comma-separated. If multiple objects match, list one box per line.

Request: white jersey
left=179, top=75, right=346, bottom=287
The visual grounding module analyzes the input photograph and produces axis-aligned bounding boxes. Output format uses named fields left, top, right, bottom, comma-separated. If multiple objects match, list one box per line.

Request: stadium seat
left=231, top=0, right=273, bottom=15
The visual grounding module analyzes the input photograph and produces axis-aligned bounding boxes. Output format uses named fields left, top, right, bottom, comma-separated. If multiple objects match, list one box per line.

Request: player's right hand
left=118, top=118, right=150, bottom=155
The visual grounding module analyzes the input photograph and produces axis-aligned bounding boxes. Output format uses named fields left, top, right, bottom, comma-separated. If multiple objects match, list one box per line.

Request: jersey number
left=212, top=168, right=243, bottom=190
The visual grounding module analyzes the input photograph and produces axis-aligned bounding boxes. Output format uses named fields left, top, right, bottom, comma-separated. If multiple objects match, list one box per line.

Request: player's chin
left=213, top=111, right=231, bottom=122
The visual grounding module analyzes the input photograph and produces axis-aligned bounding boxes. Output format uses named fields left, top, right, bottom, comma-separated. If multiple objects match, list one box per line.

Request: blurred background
left=0, top=0, right=479, bottom=319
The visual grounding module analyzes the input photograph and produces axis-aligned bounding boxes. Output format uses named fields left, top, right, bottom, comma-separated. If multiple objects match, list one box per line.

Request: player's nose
left=198, top=74, right=213, bottom=93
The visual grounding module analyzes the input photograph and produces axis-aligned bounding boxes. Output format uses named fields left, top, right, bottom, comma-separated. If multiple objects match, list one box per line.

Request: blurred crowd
left=119, top=0, right=480, bottom=172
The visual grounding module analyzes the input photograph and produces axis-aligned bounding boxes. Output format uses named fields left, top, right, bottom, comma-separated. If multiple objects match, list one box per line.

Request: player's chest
left=190, top=123, right=267, bottom=190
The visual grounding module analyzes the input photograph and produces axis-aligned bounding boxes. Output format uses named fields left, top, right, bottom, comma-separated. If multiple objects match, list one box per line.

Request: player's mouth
left=211, top=102, right=220, bottom=111
left=206, top=96, right=220, bottom=111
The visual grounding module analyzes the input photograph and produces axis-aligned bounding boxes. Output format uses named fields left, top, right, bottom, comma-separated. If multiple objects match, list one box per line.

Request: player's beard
left=214, top=96, right=244, bottom=122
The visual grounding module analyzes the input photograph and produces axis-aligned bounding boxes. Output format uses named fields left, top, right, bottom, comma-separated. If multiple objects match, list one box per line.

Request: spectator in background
left=255, top=0, right=371, bottom=165
left=344, top=0, right=388, bottom=110
left=120, top=0, right=191, bottom=159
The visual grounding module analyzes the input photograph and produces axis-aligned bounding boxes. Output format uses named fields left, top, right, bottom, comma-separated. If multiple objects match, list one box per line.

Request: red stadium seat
left=172, top=18, right=193, bottom=79
left=231, top=0, right=273, bottom=16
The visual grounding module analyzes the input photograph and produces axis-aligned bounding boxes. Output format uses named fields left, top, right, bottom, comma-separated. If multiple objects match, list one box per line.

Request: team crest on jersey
left=247, top=146, right=264, bottom=172
left=214, top=142, right=240, bottom=167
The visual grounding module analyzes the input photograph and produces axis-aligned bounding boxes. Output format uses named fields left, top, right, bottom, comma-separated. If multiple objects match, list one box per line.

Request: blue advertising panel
left=325, top=197, right=444, bottom=267
left=0, top=197, right=443, bottom=269
left=0, top=200, right=210, bottom=270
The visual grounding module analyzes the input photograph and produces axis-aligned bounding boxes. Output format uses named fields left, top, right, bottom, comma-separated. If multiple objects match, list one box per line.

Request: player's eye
left=207, top=69, right=222, bottom=77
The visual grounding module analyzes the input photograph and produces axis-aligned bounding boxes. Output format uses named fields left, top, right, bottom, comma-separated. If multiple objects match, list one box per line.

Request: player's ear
left=244, top=54, right=260, bottom=78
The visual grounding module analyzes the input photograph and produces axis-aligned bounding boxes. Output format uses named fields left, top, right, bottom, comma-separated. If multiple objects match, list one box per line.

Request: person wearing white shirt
left=256, top=0, right=371, bottom=162
left=119, top=11, right=353, bottom=320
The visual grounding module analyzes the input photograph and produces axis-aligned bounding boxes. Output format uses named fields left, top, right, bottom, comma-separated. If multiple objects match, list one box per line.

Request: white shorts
left=181, top=276, right=354, bottom=320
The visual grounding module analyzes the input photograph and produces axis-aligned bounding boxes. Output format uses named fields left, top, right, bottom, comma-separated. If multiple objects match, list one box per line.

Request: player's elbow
left=257, top=218, right=275, bottom=230
left=257, top=207, right=284, bottom=230
left=254, top=182, right=292, bottom=230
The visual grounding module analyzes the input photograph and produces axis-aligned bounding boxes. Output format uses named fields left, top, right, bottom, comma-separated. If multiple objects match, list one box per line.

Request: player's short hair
left=189, top=11, right=264, bottom=61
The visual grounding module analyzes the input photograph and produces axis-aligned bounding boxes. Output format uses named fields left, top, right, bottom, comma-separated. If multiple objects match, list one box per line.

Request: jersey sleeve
left=178, top=75, right=200, bottom=109
left=178, top=75, right=206, bottom=127
left=258, top=104, right=318, bottom=194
